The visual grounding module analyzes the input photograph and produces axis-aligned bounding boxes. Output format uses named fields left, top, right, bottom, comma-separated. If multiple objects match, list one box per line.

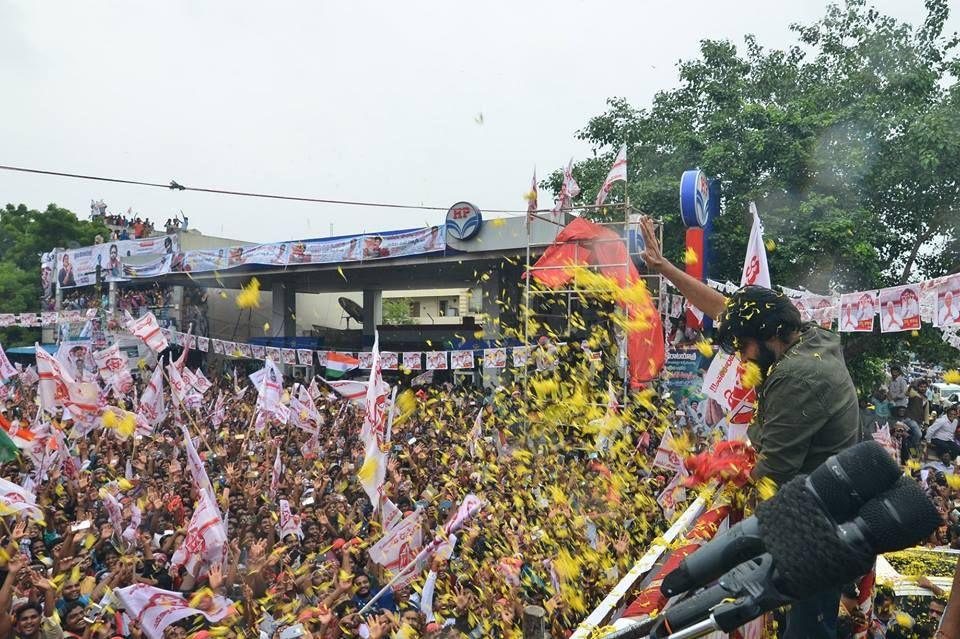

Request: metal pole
left=523, top=207, right=532, bottom=411
left=622, top=155, right=632, bottom=406
left=522, top=605, right=547, bottom=639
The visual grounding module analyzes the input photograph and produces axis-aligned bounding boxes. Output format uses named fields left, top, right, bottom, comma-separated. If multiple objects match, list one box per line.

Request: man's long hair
left=715, top=285, right=803, bottom=354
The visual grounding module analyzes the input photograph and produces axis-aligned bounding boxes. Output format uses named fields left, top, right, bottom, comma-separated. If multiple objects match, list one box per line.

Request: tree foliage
left=0, top=203, right=109, bottom=346
left=382, top=298, right=414, bottom=325
left=550, top=0, right=960, bottom=385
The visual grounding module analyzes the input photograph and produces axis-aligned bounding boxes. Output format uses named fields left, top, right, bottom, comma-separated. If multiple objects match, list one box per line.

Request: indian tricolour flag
left=325, top=352, right=359, bottom=379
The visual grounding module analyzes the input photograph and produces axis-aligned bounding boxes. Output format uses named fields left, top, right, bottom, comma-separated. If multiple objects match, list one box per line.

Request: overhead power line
left=0, top=163, right=609, bottom=215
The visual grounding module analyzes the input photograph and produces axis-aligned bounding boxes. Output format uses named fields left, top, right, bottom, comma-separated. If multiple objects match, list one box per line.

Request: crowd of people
left=0, top=335, right=679, bottom=639
left=89, top=200, right=189, bottom=239
left=53, top=287, right=204, bottom=336
left=7, top=252, right=960, bottom=639
left=861, top=365, right=959, bottom=468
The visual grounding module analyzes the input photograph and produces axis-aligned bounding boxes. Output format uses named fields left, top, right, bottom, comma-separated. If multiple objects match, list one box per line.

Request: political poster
left=879, top=284, right=922, bottom=333
left=839, top=291, right=878, bottom=333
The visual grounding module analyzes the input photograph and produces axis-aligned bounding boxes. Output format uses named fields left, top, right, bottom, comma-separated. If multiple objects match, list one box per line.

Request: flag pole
left=622, top=142, right=631, bottom=407
left=358, top=542, right=434, bottom=615
left=385, top=385, right=398, bottom=445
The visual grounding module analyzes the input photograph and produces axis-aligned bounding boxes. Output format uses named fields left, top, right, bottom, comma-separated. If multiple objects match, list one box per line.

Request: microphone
left=661, top=441, right=899, bottom=596
left=644, top=475, right=940, bottom=639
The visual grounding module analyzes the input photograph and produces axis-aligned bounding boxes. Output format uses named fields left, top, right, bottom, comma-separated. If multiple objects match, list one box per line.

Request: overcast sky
left=1, top=1, right=952, bottom=244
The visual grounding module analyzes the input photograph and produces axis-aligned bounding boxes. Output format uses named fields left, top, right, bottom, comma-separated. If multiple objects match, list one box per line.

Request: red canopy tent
left=528, top=217, right=665, bottom=385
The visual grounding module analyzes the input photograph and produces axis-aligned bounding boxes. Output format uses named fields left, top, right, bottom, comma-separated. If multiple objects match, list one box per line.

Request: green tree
left=0, top=203, right=109, bottom=346
left=382, top=298, right=414, bottom=325
left=551, top=0, right=960, bottom=387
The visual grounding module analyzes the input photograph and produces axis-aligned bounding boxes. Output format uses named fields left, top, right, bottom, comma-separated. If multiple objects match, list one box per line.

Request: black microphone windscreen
left=858, top=476, right=942, bottom=553
left=807, top=441, right=901, bottom=521
left=757, top=475, right=874, bottom=598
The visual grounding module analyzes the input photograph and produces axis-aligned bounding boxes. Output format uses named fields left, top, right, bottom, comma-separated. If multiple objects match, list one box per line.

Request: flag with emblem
left=595, top=144, right=627, bottom=206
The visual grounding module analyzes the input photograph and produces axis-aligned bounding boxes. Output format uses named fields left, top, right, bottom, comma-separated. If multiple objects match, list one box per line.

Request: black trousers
left=930, top=438, right=960, bottom=460
left=782, top=586, right=840, bottom=639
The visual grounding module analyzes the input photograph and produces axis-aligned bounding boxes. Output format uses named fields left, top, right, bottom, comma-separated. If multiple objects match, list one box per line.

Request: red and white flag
left=139, top=365, right=167, bottom=426
left=182, top=367, right=212, bottom=396
left=19, top=365, right=38, bottom=388
left=369, top=509, right=423, bottom=576
left=103, top=491, right=125, bottom=539
left=181, top=425, right=216, bottom=505
left=358, top=436, right=387, bottom=511
left=595, top=144, right=627, bottom=206
left=360, top=494, right=483, bottom=613
left=322, top=377, right=367, bottom=401
left=278, top=499, right=303, bottom=540
left=381, top=497, right=403, bottom=532
left=296, top=383, right=320, bottom=418
left=169, top=488, right=227, bottom=579
left=254, top=359, right=283, bottom=415
left=166, top=356, right=190, bottom=407
left=211, top=391, right=226, bottom=427
left=115, top=584, right=234, bottom=639
left=441, top=494, right=484, bottom=537
left=53, top=429, right=80, bottom=481
left=93, top=343, right=134, bottom=396
left=27, top=425, right=59, bottom=483
left=467, top=409, right=483, bottom=457
left=121, top=503, right=142, bottom=547
left=0, top=343, right=18, bottom=382
left=173, top=327, right=192, bottom=372
left=124, top=311, right=169, bottom=353
left=36, top=345, right=98, bottom=416
left=656, top=469, right=688, bottom=521
left=307, top=377, right=323, bottom=402
left=652, top=428, right=683, bottom=473
left=551, top=158, right=581, bottom=217
left=191, top=368, right=212, bottom=395
left=0, top=477, right=43, bottom=522
left=269, top=448, right=283, bottom=499
left=411, top=370, right=434, bottom=387
left=361, top=333, right=391, bottom=448
left=740, top=202, right=771, bottom=288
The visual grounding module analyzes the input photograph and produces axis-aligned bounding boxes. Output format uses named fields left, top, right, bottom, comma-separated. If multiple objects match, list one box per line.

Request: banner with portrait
left=879, top=284, right=922, bottom=333
left=792, top=294, right=836, bottom=329
left=127, top=227, right=445, bottom=280
left=937, top=275, right=960, bottom=328
left=838, top=291, right=878, bottom=333
left=40, top=252, right=55, bottom=300
left=55, top=235, right=179, bottom=288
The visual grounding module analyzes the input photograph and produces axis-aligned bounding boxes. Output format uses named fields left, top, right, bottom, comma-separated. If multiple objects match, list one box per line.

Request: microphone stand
left=646, top=554, right=793, bottom=639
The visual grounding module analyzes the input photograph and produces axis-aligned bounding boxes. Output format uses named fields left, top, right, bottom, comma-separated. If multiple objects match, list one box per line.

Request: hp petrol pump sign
left=445, top=202, right=482, bottom=240
left=679, top=169, right=713, bottom=228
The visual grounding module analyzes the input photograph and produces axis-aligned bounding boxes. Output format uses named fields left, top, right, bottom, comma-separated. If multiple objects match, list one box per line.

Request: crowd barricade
left=571, top=496, right=769, bottom=639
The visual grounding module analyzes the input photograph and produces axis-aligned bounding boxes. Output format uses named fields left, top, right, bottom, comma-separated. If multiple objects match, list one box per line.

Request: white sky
left=0, top=1, right=952, bottom=243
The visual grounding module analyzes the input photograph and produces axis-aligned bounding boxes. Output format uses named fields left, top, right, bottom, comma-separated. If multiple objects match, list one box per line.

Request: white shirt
left=889, top=376, right=909, bottom=408
left=925, top=415, right=958, bottom=443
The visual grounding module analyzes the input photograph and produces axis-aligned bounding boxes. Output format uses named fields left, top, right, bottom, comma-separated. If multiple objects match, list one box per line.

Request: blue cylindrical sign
left=679, top=169, right=712, bottom=228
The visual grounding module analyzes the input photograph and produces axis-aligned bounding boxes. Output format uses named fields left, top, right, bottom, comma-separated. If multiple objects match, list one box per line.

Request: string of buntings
left=0, top=309, right=532, bottom=370
left=7, top=268, right=960, bottom=367
left=159, top=327, right=530, bottom=371
left=660, top=272, right=960, bottom=335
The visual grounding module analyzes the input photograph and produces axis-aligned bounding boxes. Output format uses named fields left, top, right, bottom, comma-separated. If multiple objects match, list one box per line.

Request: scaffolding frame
left=522, top=201, right=664, bottom=407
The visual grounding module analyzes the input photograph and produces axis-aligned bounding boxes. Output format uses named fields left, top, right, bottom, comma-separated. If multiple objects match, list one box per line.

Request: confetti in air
left=740, top=361, right=762, bottom=389
left=236, top=277, right=262, bottom=309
